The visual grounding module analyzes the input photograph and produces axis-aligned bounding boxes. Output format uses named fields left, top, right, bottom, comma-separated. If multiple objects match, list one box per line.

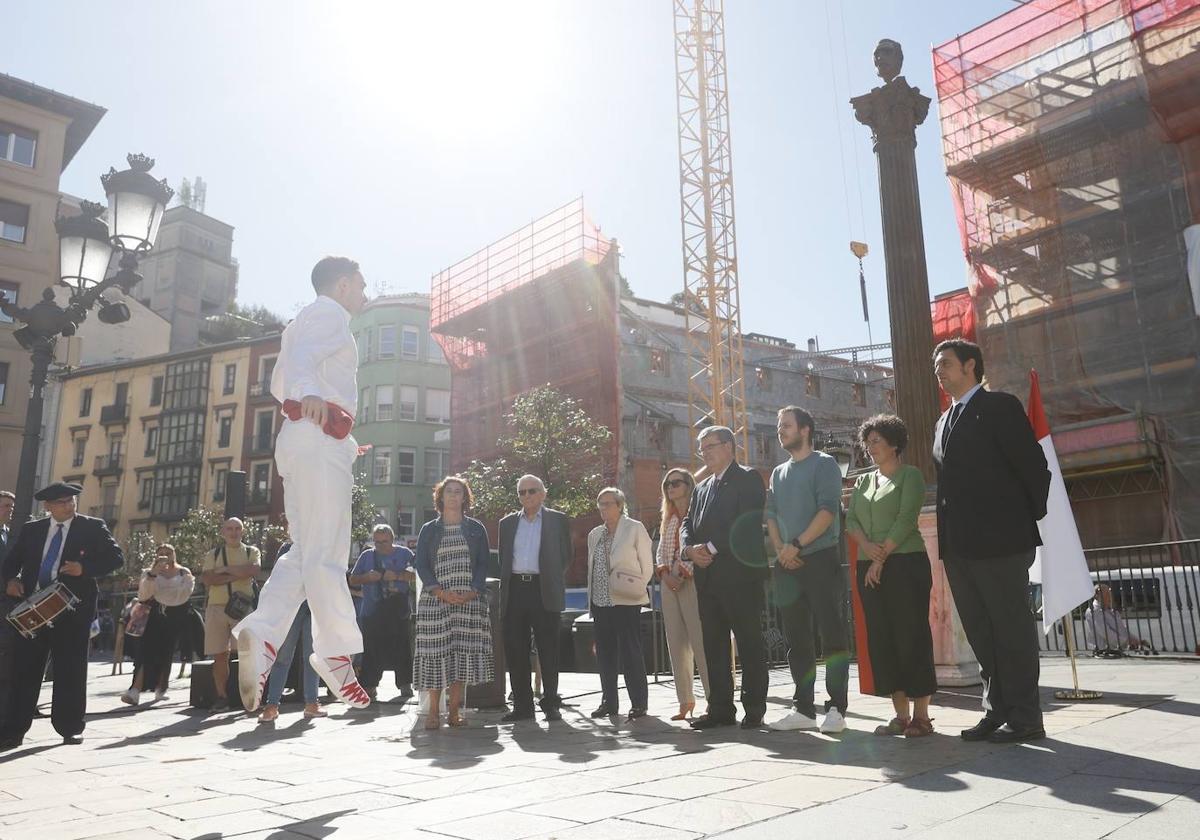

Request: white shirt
left=953, top=382, right=983, bottom=407
left=512, top=507, right=544, bottom=574
left=41, top=515, right=75, bottom=580
left=271, top=295, right=358, bottom=414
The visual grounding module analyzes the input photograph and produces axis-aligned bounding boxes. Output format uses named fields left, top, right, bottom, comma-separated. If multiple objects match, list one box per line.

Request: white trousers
left=661, top=578, right=710, bottom=705
left=233, top=419, right=363, bottom=658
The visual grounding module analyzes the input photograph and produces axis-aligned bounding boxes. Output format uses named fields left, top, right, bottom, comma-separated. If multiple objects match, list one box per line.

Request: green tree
left=460, top=385, right=611, bottom=521
left=168, top=507, right=225, bottom=570
left=123, top=530, right=157, bottom=578
left=199, top=302, right=287, bottom=344
left=351, top=477, right=375, bottom=544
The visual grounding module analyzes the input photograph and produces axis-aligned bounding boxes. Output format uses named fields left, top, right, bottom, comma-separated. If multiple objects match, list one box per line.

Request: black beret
left=34, top=482, right=83, bottom=501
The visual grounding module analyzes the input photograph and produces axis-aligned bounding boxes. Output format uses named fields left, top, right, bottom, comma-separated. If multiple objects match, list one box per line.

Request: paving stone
left=614, top=775, right=756, bottom=801
left=522, top=817, right=702, bottom=840
left=712, top=774, right=881, bottom=807
left=911, top=801, right=1134, bottom=840
left=620, top=798, right=790, bottom=833
left=517, top=791, right=672, bottom=822
left=425, top=811, right=580, bottom=840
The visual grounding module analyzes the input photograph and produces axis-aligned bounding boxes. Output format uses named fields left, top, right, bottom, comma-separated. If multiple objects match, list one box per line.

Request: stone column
left=851, top=39, right=941, bottom=485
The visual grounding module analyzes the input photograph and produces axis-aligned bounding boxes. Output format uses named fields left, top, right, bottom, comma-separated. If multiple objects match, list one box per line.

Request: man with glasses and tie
left=933, top=339, right=1050, bottom=744
left=1, top=482, right=123, bottom=750
left=681, top=426, right=769, bottom=730
left=498, top=475, right=572, bottom=723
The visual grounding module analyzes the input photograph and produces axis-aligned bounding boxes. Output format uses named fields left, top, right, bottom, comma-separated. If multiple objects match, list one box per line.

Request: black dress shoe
left=740, top=716, right=765, bottom=729
left=960, top=718, right=1004, bottom=742
left=543, top=708, right=563, bottom=722
left=988, top=725, right=1046, bottom=744
left=590, top=704, right=617, bottom=718
left=61, top=735, right=83, bottom=746
left=501, top=710, right=535, bottom=723
left=0, top=737, right=23, bottom=752
left=626, top=708, right=647, bottom=721
left=690, top=714, right=736, bottom=730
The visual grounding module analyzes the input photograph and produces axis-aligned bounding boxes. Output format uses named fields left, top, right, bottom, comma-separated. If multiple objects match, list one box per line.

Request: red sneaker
left=309, top=654, right=371, bottom=709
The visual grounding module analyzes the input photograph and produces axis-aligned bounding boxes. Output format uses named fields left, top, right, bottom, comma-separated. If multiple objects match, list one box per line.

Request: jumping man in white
left=234, top=256, right=371, bottom=711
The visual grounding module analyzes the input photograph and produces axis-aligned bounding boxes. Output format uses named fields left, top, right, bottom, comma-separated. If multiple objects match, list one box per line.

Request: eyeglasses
left=665, top=479, right=691, bottom=489
left=517, top=488, right=542, bottom=496
left=697, top=440, right=728, bottom=454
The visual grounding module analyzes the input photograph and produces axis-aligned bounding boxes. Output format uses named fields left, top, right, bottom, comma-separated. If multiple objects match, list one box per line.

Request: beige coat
left=586, top=516, right=655, bottom=607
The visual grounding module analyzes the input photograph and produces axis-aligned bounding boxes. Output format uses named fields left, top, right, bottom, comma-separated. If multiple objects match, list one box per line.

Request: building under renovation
left=430, top=199, right=894, bottom=579
left=934, top=0, right=1200, bottom=547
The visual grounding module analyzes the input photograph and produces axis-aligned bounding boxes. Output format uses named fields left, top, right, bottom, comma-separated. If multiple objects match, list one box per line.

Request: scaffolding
left=934, top=0, right=1200, bottom=545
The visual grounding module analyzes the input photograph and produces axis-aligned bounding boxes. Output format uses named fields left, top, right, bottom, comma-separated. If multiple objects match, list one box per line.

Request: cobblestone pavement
left=0, top=657, right=1197, bottom=839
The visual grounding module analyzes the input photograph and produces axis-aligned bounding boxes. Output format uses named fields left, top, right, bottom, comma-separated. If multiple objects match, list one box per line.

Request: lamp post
left=0, top=153, right=173, bottom=533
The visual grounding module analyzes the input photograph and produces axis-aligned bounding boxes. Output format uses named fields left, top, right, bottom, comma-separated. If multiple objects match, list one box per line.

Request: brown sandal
left=903, top=717, right=935, bottom=738
left=447, top=715, right=468, bottom=728
left=670, top=703, right=695, bottom=722
left=874, top=716, right=909, bottom=736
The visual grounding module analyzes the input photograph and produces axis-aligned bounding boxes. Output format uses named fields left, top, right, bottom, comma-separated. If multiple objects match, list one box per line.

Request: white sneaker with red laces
left=236, top=630, right=276, bottom=712
left=309, top=653, right=371, bottom=709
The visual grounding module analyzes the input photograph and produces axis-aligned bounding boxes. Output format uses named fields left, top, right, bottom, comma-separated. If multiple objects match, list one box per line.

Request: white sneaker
left=820, top=709, right=847, bottom=733
left=120, top=688, right=140, bottom=706
left=236, top=629, right=277, bottom=713
left=309, top=653, right=371, bottom=709
left=769, top=710, right=819, bottom=731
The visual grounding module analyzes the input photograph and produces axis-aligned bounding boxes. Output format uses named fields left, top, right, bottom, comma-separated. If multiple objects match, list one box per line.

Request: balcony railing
left=99, top=403, right=129, bottom=425
left=89, top=504, right=120, bottom=523
left=248, top=434, right=275, bottom=455
left=248, top=382, right=273, bottom=399
left=93, top=454, right=123, bottom=476
left=247, top=489, right=271, bottom=507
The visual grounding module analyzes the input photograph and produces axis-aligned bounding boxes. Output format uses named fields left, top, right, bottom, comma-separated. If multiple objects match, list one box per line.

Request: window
left=398, top=386, right=417, bottom=421
left=0, top=199, right=29, bottom=243
left=213, top=467, right=228, bottom=501
left=251, top=462, right=271, bottom=503
left=427, top=333, right=446, bottom=364
left=139, top=477, right=154, bottom=509
left=223, top=364, right=237, bottom=395
left=253, top=410, right=274, bottom=450
left=805, top=374, right=821, bottom=398
left=424, top=448, right=449, bottom=484
left=360, top=328, right=373, bottom=363
left=396, top=510, right=415, bottom=538
left=401, top=326, right=419, bottom=360
left=259, top=356, right=277, bottom=386
left=0, top=361, right=6, bottom=404
left=80, top=387, right=93, bottom=417
left=0, top=280, right=16, bottom=324
left=425, top=389, right=450, bottom=423
left=753, top=424, right=776, bottom=464
left=755, top=366, right=772, bottom=391
left=150, top=376, right=163, bottom=407
left=151, top=464, right=200, bottom=517
left=359, top=387, right=370, bottom=422
left=375, top=385, right=394, bottom=422
left=144, top=426, right=159, bottom=457
left=397, top=448, right=415, bottom=484
left=885, top=389, right=895, bottom=409
left=853, top=383, right=867, bottom=407
left=0, top=123, right=37, bottom=167
left=72, top=436, right=86, bottom=468
left=373, top=447, right=391, bottom=484
left=378, top=325, right=397, bottom=359
left=649, top=349, right=669, bottom=376
left=217, top=415, right=233, bottom=448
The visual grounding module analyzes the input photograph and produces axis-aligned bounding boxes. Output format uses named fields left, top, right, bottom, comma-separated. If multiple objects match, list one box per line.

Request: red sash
left=281, top=399, right=355, bottom=440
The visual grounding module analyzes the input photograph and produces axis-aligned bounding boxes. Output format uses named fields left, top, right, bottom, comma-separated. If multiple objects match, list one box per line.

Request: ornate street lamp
left=0, top=153, right=173, bottom=531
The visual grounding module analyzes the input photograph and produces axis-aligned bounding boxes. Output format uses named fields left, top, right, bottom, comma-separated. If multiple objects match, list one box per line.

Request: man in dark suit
left=0, top=490, right=16, bottom=731
left=681, top=425, right=769, bottom=729
left=0, top=482, right=123, bottom=750
left=499, top=475, right=572, bottom=723
left=932, top=339, right=1051, bottom=743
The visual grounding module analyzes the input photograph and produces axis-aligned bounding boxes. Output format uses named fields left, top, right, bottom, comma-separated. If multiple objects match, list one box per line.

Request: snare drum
left=6, top=581, right=82, bottom=639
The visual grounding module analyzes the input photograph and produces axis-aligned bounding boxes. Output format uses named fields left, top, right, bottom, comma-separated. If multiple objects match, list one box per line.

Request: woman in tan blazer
left=587, top=487, right=655, bottom=721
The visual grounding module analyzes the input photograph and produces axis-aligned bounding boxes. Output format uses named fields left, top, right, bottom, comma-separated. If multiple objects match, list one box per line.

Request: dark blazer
left=498, top=507, right=572, bottom=616
left=1, top=514, right=123, bottom=611
left=933, top=388, right=1051, bottom=561
left=680, top=461, right=768, bottom=590
left=414, top=516, right=491, bottom=593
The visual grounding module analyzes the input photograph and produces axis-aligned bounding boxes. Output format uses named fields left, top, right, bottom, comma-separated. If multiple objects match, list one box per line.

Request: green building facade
left=350, top=293, right=451, bottom=546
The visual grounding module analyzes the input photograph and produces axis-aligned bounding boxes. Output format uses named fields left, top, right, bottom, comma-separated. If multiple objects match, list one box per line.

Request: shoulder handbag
left=220, top=545, right=256, bottom=622
left=125, top=601, right=151, bottom=637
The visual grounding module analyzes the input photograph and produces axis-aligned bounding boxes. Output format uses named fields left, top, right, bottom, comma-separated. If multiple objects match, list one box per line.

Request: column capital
left=851, top=77, right=931, bottom=150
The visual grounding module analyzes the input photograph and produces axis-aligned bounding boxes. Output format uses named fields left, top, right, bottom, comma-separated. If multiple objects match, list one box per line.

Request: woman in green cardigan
left=846, top=414, right=937, bottom=738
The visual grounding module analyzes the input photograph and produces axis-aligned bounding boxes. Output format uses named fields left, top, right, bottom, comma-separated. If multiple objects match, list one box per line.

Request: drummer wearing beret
left=1, top=481, right=123, bottom=750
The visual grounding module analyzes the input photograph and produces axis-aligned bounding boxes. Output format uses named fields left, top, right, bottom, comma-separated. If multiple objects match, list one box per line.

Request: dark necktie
left=941, top=402, right=965, bottom=451
left=39, top=523, right=65, bottom=588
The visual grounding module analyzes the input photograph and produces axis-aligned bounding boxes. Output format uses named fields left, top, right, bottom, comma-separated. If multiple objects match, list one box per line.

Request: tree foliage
left=460, top=385, right=611, bottom=521
left=200, top=302, right=287, bottom=344
left=122, top=529, right=158, bottom=578
left=351, top=477, right=375, bottom=544
left=167, top=507, right=286, bottom=569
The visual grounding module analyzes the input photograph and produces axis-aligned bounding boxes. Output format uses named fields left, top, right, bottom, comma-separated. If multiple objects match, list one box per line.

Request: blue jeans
left=265, top=603, right=318, bottom=705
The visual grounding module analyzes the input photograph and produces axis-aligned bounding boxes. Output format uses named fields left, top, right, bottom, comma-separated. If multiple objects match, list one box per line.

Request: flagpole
left=1054, top=614, right=1103, bottom=701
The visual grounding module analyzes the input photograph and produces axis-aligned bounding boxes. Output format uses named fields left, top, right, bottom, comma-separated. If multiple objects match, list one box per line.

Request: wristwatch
left=790, top=537, right=805, bottom=550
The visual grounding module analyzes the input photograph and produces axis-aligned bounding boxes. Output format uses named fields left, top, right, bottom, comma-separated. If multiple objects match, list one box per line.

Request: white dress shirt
left=271, top=295, right=359, bottom=414
left=512, top=508, right=544, bottom=574
left=42, top=515, right=75, bottom=580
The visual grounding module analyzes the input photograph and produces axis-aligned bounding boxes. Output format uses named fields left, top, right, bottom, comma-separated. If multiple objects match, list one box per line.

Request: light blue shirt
left=955, top=382, right=983, bottom=406
left=513, top=507, right=543, bottom=574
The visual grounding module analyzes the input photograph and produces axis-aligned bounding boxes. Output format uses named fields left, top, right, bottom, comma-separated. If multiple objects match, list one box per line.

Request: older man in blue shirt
left=349, top=525, right=415, bottom=702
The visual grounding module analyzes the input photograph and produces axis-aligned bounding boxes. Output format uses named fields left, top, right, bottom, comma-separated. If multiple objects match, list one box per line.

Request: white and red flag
left=1027, top=370, right=1095, bottom=635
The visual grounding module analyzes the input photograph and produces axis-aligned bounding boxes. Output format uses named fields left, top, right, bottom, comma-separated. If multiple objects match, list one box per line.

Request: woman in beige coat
left=587, top=487, right=655, bottom=721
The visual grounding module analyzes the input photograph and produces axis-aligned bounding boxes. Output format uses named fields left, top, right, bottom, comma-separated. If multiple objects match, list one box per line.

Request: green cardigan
left=845, top=464, right=927, bottom=555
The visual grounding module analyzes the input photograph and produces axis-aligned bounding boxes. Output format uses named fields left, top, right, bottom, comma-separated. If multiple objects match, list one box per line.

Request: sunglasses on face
left=517, top=488, right=541, bottom=496
left=665, top=479, right=690, bottom=489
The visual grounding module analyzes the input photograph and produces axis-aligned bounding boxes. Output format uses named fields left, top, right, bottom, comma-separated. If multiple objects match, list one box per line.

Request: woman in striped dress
left=413, top=476, right=494, bottom=730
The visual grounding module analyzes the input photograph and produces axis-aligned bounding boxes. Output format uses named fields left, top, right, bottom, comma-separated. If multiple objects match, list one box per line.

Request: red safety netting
left=932, top=0, right=1200, bottom=545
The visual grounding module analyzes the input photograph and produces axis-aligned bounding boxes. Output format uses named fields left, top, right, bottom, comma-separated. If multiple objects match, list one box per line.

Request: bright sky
left=8, top=0, right=1014, bottom=352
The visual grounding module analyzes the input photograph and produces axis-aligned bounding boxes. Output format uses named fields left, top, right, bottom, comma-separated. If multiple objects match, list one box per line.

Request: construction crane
left=673, top=0, right=749, bottom=469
